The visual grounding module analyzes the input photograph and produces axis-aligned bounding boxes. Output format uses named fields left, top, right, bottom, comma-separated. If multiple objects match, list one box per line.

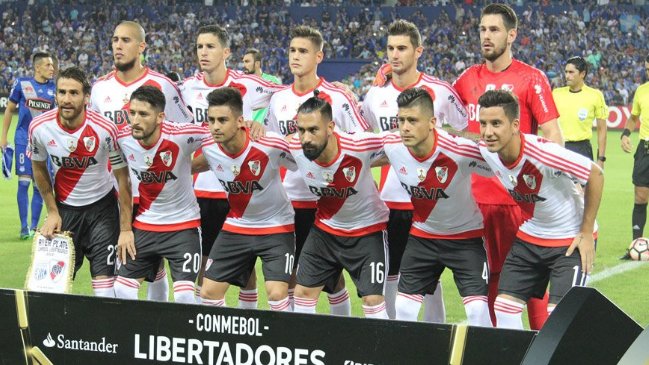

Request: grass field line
left=589, top=261, right=648, bottom=284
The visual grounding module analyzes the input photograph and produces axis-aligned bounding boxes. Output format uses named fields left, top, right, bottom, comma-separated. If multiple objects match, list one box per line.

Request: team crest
left=231, top=165, right=240, bottom=176
left=144, top=155, right=153, bottom=166
left=417, top=168, right=427, bottom=182
left=435, top=166, right=448, bottom=184
left=342, top=166, right=356, bottom=182
left=322, top=171, right=333, bottom=183
left=508, top=175, right=518, bottom=186
left=67, top=139, right=77, bottom=152
left=83, top=136, right=96, bottom=152
left=523, top=174, right=537, bottom=189
left=159, top=151, right=173, bottom=167
left=248, top=160, right=261, bottom=176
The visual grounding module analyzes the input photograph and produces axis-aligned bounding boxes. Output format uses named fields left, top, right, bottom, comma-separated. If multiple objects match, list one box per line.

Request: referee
left=552, top=56, right=608, bottom=168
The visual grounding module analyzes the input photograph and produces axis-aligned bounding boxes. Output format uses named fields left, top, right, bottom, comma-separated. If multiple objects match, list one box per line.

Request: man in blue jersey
left=1, top=52, right=56, bottom=239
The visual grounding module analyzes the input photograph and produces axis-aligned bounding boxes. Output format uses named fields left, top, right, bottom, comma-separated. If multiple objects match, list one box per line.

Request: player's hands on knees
left=246, top=120, right=266, bottom=141
left=40, top=213, right=62, bottom=239
left=117, top=230, right=136, bottom=263
left=566, top=233, right=595, bottom=275
left=621, top=136, right=633, bottom=153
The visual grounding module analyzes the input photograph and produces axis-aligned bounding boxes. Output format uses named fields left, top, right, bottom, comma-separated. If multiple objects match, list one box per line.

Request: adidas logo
left=197, top=92, right=203, bottom=100
left=306, top=171, right=315, bottom=179
left=47, top=139, right=57, bottom=147
left=216, top=164, right=224, bottom=172
left=104, top=96, right=111, bottom=103
left=128, top=154, right=135, bottom=161
left=399, top=166, right=407, bottom=175
left=380, top=100, right=388, bottom=108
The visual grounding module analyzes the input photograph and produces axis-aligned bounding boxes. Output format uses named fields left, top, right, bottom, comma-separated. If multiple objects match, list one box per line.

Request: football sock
left=384, top=275, right=399, bottom=319
left=494, top=297, right=525, bottom=329
left=293, top=297, right=317, bottom=314
left=30, top=184, right=43, bottom=230
left=527, top=292, right=549, bottom=330
left=462, top=295, right=492, bottom=327
left=92, top=278, right=115, bottom=298
left=195, top=285, right=202, bottom=304
left=287, top=288, right=295, bottom=311
left=362, top=302, right=389, bottom=319
left=487, top=273, right=500, bottom=326
left=202, top=298, right=226, bottom=307
left=268, top=297, right=291, bottom=312
left=147, top=269, right=169, bottom=302
left=632, top=203, right=647, bottom=239
left=238, top=289, right=258, bottom=309
left=114, top=276, right=140, bottom=300
left=328, top=288, right=351, bottom=316
left=423, top=282, right=446, bottom=323
left=395, top=292, right=423, bottom=321
left=17, top=178, right=30, bottom=233
left=172, top=281, right=196, bottom=304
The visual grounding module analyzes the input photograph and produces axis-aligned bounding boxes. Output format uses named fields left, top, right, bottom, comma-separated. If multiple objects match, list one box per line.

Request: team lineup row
left=7, top=3, right=608, bottom=330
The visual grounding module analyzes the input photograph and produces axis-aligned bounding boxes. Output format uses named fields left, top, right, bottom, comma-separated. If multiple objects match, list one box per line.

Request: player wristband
left=621, top=129, right=631, bottom=138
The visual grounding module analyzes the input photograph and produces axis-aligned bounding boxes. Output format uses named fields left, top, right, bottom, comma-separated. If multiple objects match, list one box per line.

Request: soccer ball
left=628, top=238, right=649, bottom=261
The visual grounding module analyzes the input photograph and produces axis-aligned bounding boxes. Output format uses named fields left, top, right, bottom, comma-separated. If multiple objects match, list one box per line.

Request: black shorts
left=498, top=239, right=587, bottom=304
left=198, top=198, right=230, bottom=256
left=565, top=140, right=593, bottom=161
left=59, top=190, right=120, bottom=278
left=398, top=235, right=488, bottom=297
left=296, top=226, right=388, bottom=297
left=633, top=140, right=649, bottom=187
left=204, top=231, right=295, bottom=287
left=117, top=227, right=201, bottom=282
left=294, top=208, right=316, bottom=269
left=387, top=209, right=413, bottom=276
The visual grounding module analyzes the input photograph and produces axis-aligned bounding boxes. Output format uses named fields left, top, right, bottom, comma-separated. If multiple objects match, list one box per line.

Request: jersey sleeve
left=632, top=87, right=642, bottom=117
left=535, top=137, right=592, bottom=185
left=27, top=128, right=46, bottom=162
left=8, top=79, right=22, bottom=104
left=595, top=90, right=608, bottom=120
left=162, top=81, right=194, bottom=124
left=527, top=70, right=560, bottom=125
left=333, top=90, right=371, bottom=133
left=263, top=95, right=280, bottom=134
left=247, top=78, right=284, bottom=111
left=454, top=136, right=493, bottom=177
left=360, top=89, right=378, bottom=131
left=437, top=82, right=469, bottom=131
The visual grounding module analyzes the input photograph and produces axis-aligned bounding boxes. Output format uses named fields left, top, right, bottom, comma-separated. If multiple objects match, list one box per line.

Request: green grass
left=0, top=120, right=647, bottom=327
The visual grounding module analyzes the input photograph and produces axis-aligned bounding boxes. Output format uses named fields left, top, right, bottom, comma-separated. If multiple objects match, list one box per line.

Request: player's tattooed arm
left=191, top=154, right=209, bottom=174
left=33, top=160, right=61, bottom=239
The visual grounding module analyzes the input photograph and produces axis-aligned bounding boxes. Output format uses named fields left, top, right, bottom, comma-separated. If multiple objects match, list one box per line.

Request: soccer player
left=27, top=66, right=132, bottom=297
left=553, top=56, right=608, bottom=166
left=288, top=96, right=389, bottom=319
left=181, top=25, right=285, bottom=307
left=1, top=52, right=55, bottom=239
left=192, top=87, right=295, bottom=311
left=452, top=3, right=563, bottom=329
left=112, top=86, right=208, bottom=304
left=478, top=89, right=603, bottom=329
left=90, top=20, right=194, bottom=301
left=362, top=19, right=469, bottom=321
left=242, top=48, right=282, bottom=123
left=621, top=56, right=649, bottom=256
left=381, top=88, right=491, bottom=326
left=265, top=25, right=369, bottom=315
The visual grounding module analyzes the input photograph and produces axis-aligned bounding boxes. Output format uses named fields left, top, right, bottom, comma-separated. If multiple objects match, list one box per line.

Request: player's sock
left=238, top=289, right=259, bottom=309
left=384, top=275, right=399, bottom=319
left=395, top=292, right=423, bottom=321
left=195, top=285, right=202, bottom=304
left=92, top=278, right=115, bottom=298
left=362, top=302, right=389, bottom=319
left=487, top=273, right=500, bottom=326
left=114, top=276, right=140, bottom=300
left=17, top=178, right=30, bottom=236
left=288, top=288, right=295, bottom=311
left=268, top=297, right=290, bottom=312
left=527, top=292, right=549, bottom=330
left=462, top=295, right=492, bottom=327
left=422, top=282, right=446, bottom=323
left=202, top=298, right=226, bottom=307
left=328, top=288, right=351, bottom=316
left=494, top=297, right=525, bottom=329
left=172, top=281, right=196, bottom=304
left=30, top=185, right=43, bottom=231
left=147, top=269, right=169, bottom=302
left=632, top=203, right=647, bottom=239
left=293, top=297, right=317, bottom=314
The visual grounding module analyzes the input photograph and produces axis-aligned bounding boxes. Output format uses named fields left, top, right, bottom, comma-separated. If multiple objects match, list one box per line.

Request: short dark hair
left=56, top=67, right=91, bottom=95
left=197, top=25, right=230, bottom=48
left=388, top=20, right=422, bottom=48
left=130, top=86, right=166, bottom=113
left=32, top=52, right=51, bottom=66
left=206, top=87, right=243, bottom=118
left=245, top=48, right=262, bottom=63
left=165, top=71, right=181, bottom=83
left=566, top=56, right=588, bottom=77
left=478, top=90, right=520, bottom=122
left=297, top=95, right=332, bottom=123
left=481, top=3, right=518, bottom=30
left=397, top=87, right=435, bottom=115
left=291, top=25, right=324, bottom=51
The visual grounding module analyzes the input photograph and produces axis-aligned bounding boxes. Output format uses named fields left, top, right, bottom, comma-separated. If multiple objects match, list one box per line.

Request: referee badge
left=67, top=139, right=77, bottom=152
left=231, top=165, right=240, bottom=176
left=248, top=160, right=261, bottom=176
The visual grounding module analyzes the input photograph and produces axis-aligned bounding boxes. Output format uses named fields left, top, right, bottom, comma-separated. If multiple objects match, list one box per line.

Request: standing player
left=552, top=56, right=607, bottom=165
left=289, top=97, right=389, bottom=319
left=382, top=88, right=491, bottom=326
left=478, top=90, right=603, bottom=329
left=193, top=88, right=295, bottom=311
left=90, top=20, right=194, bottom=302
left=452, top=3, right=563, bottom=329
left=1, top=52, right=55, bottom=239
left=181, top=25, right=285, bottom=307
left=28, top=67, right=132, bottom=297
left=621, top=56, right=649, bottom=256
left=242, top=48, right=282, bottom=123
left=362, top=19, right=469, bottom=321
left=265, top=25, right=370, bottom=315
left=112, top=86, right=207, bottom=304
